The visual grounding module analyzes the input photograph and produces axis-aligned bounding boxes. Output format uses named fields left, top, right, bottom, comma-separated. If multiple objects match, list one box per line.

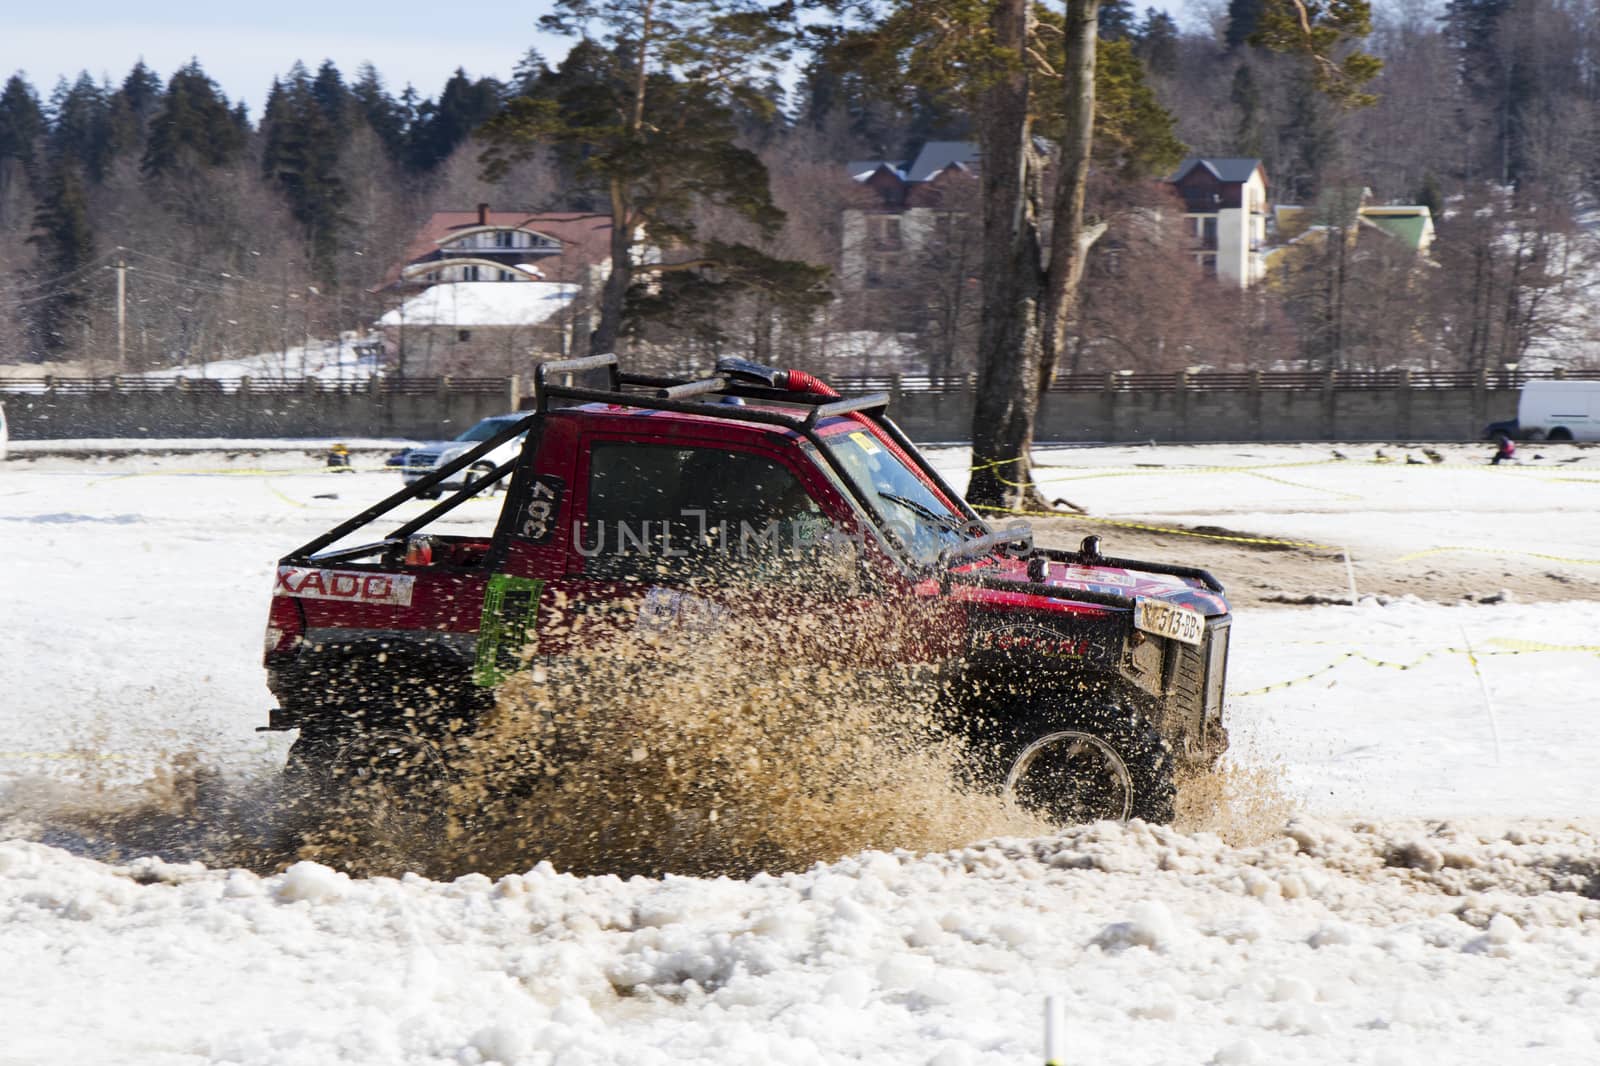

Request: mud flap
left=473, top=575, right=546, bottom=687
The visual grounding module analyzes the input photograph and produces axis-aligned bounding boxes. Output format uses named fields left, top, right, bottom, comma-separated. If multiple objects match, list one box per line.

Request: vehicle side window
left=581, top=442, right=834, bottom=583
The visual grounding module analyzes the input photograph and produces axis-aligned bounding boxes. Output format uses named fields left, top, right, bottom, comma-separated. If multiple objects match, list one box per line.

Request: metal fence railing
left=0, top=375, right=512, bottom=397
left=0, top=368, right=1568, bottom=398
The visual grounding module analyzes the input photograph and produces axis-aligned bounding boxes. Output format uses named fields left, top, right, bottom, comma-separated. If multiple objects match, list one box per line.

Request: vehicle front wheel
left=468, top=462, right=499, bottom=495
left=990, top=698, right=1175, bottom=826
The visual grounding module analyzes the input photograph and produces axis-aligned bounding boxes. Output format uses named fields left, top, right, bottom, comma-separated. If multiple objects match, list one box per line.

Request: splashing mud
left=1172, top=759, right=1296, bottom=847
left=289, top=597, right=1051, bottom=879
left=3, top=592, right=1282, bottom=878
left=0, top=755, right=297, bottom=871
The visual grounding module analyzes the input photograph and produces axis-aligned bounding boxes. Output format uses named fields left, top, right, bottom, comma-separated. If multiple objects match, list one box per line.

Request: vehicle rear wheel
left=1548, top=427, right=1573, bottom=441
left=284, top=727, right=455, bottom=801
left=991, top=697, right=1175, bottom=825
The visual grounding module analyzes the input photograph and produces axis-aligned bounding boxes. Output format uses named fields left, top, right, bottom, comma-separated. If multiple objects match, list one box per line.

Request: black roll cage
left=282, top=354, right=1222, bottom=611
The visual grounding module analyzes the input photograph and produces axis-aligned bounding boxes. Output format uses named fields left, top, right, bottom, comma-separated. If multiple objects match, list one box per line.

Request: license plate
left=1134, top=598, right=1206, bottom=646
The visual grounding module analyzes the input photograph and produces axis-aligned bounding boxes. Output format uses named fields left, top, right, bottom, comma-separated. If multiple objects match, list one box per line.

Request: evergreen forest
left=3, top=0, right=1599, bottom=377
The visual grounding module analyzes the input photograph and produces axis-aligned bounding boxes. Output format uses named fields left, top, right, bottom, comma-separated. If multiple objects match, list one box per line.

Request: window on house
left=1200, top=255, right=1217, bottom=277
left=499, top=270, right=516, bottom=281
left=457, top=329, right=472, bottom=342
left=1202, top=217, right=1217, bottom=248
left=865, top=253, right=901, bottom=289
left=867, top=215, right=902, bottom=250
left=464, top=265, right=481, bottom=281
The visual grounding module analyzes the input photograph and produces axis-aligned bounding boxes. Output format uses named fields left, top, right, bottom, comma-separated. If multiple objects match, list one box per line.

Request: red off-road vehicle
left=263, top=355, right=1231, bottom=824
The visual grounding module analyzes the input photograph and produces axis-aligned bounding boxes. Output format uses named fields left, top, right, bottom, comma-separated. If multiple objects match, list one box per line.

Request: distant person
left=1491, top=434, right=1516, bottom=465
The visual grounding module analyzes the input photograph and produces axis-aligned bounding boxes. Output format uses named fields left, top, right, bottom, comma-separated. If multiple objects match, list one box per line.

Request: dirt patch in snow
left=1025, top=513, right=1600, bottom=609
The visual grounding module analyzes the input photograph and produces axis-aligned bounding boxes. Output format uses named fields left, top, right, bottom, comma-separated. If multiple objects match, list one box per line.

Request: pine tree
left=49, top=73, right=115, bottom=182
left=1099, top=0, right=1136, bottom=40
left=1085, top=38, right=1185, bottom=179
left=408, top=68, right=504, bottom=171
left=25, top=159, right=95, bottom=357
left=511, top=48, right=552, bottom=96
left=1230, top=63, right=1262, bottom=155
left=352, top=63, right=407, bottom=162
left=261, top=63, right=348, bottom=275
left=108, top=61, right=164, bottom=158
left=117, top=60, right=164, bottom=117
left=142, top=61, right=244, bottom=174
left=1226, top=0, right=1265, bottom=50
left=1134, top=9, right=1178, bottom=77
left=311, top=60, right=352, bottom=134
left=0, top=75, right=46, bottom=173
left=480, top=0, right=823, bottom=356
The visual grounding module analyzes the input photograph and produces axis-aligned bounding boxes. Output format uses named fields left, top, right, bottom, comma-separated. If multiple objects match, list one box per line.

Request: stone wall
left=889, top=380, right=1515, bottom=443
left=3, top=374, right=1517, bottom=443
left=3, top=379, right=520, bottom=440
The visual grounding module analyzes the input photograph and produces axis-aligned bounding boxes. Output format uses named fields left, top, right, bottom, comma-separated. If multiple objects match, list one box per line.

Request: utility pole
left=114, top=252, right=127, bottom=371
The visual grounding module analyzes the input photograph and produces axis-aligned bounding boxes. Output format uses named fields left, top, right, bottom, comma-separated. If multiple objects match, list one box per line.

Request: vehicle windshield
left=820, top=426, right=978, bottom=564
left=455, top=418, right=519, bottom=443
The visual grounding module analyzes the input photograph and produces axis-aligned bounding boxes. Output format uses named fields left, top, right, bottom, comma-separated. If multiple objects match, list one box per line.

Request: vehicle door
left=549, top=427, right=875, bottom=653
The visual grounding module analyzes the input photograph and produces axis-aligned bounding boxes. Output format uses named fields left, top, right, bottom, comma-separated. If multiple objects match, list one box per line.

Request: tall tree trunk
left=588, top=179, right=633, bottom=355
left=967, top=0, right=1046, bottom=511
left=1040, top=0, right=1102, bottom=391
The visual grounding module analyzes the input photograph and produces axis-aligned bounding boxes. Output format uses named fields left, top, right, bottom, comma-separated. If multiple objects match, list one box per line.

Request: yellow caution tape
left=1243, top=470, right=1364, bottom=500
left=1484, top=637, right=1600, bottom=654
left=261, top=480, right=309, bottom=508
left=1234, top=641, right=1600, bottom=697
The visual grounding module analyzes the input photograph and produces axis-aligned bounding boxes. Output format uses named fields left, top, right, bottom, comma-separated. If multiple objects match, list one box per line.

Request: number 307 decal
left=519, top=474, right=564, bottom=543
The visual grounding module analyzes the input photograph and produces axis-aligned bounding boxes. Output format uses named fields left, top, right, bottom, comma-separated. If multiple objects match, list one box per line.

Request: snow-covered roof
left=905, top=141, right=980, bottom=183
left=848, top=160, right=901, bottom=182
left=1170, top=157, right=1264, bottom=184
left=378, top=282, right=580, bottom=328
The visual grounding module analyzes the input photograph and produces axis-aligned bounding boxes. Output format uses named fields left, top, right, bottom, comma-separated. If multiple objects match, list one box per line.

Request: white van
left=0, top=399, right=8, bottom=461
left=1518, top=379, right=1600, bottom=441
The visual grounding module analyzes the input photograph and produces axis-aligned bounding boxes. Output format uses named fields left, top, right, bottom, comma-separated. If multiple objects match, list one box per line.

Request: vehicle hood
left=956, top=556, right=1230, bottom=617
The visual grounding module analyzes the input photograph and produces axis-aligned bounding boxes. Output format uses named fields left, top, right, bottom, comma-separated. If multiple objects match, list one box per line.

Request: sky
left=2, top=0, right=573, bottom=114
left=2, top=0, right=1205, bottom=115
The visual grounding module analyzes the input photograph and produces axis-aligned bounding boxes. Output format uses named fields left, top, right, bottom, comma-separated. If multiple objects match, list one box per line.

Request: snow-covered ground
left=2, top=444, right=1598, bottom=1064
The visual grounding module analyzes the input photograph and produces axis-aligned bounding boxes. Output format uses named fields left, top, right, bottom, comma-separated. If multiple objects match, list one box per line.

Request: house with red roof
left=379, top=205, right=614, bottom=373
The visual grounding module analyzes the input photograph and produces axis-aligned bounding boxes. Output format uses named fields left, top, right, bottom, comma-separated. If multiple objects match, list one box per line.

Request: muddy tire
left=283, top=727, right=455, bottom=801
left=994, top=697, right=1175, bottom=825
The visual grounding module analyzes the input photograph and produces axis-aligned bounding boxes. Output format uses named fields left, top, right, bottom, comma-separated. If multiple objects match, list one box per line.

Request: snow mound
left=3, top=818, right=1599, bottom=1063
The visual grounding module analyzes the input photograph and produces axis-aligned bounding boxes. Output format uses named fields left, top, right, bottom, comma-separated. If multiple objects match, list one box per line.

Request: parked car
left=263, top=355, right=1233, bottom=827
left=1482, top=417, right=1519, bottom=441
left=400, top=414, right=527, bottom=498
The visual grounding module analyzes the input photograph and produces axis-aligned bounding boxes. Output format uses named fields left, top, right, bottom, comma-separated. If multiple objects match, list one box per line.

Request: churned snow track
left=2, top=820, right=1597, bottom=1065
left=3, top=443, right=1600, bottom=1064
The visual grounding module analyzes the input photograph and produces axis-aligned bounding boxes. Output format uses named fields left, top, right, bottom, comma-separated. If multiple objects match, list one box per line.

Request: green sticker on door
left=473, top=574, right=546, bottom=687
